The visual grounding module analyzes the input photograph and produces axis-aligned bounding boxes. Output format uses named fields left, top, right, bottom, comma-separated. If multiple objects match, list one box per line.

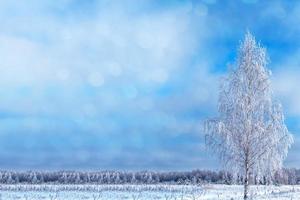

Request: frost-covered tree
left=114, top=172, right=121, bottom=184
left=5, top=172, right=14, bottom=184
left=74, top=172, right=81, bottom=184
left=204, top=32, right=293, bottom=199
left=60, top=172, right=68, bottom=184
left=31, top=172, right=38, bottom=184
left=131, top=172, right=137, bottom=184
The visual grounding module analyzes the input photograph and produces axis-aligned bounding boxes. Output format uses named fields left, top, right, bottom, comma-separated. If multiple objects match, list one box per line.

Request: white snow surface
left=0, top=184, right=299, bottom=199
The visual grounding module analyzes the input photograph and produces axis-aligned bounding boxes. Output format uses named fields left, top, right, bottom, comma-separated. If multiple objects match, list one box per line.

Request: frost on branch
left=204, top=32, right=293, bottom=184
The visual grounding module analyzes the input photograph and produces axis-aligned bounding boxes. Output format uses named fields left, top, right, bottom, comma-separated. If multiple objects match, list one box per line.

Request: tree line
left=0, top=168, right=299, bottom=185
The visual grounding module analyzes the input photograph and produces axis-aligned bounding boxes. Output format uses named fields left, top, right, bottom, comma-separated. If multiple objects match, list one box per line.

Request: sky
left=0, top=0, right=299, bottom=171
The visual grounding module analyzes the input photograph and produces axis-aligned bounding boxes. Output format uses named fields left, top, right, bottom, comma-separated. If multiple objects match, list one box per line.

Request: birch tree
left=204, top=32, right=293, bottom=199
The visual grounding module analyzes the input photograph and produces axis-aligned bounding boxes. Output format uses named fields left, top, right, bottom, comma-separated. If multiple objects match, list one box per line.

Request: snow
left=0, top=184, right=299, bottom=199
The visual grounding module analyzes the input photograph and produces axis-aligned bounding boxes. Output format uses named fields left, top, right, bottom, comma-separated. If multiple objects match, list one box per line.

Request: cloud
left=0, top=0, right=222, bottom=169
left=0, top=1, right=204, bottom=110
left=273, top=67, right=300, bottom=117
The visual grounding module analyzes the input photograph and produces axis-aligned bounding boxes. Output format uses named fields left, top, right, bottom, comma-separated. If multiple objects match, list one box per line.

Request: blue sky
left=0, top=0, right=299, bottom=170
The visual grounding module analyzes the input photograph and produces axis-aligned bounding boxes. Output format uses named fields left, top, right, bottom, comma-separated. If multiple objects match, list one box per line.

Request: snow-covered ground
left=0, top=184, right=299, bottom=199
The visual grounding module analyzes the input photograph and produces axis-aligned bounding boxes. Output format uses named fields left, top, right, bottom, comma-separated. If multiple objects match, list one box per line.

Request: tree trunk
left=244, top=176, right=249, bottom=200
left=244, top=155, right=250, bottom=200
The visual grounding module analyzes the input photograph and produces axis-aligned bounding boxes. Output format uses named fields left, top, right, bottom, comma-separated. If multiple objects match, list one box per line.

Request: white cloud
left=0, top=1, right=203, bottom=87
left=87, top=72, right=105, bottom=87
left=56, top=68, right=70, bottom=81
left=0, top=0, right=216, bottom=120
left=273, top=51, right=300, bottom=117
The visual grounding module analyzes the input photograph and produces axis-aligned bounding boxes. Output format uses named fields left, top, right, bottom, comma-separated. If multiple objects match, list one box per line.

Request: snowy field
left=0, top=184, right=299, bottom=200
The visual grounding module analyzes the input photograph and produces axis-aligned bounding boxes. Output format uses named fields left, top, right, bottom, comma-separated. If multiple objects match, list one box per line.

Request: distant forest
left=0, top=168, right=299, bottom=185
